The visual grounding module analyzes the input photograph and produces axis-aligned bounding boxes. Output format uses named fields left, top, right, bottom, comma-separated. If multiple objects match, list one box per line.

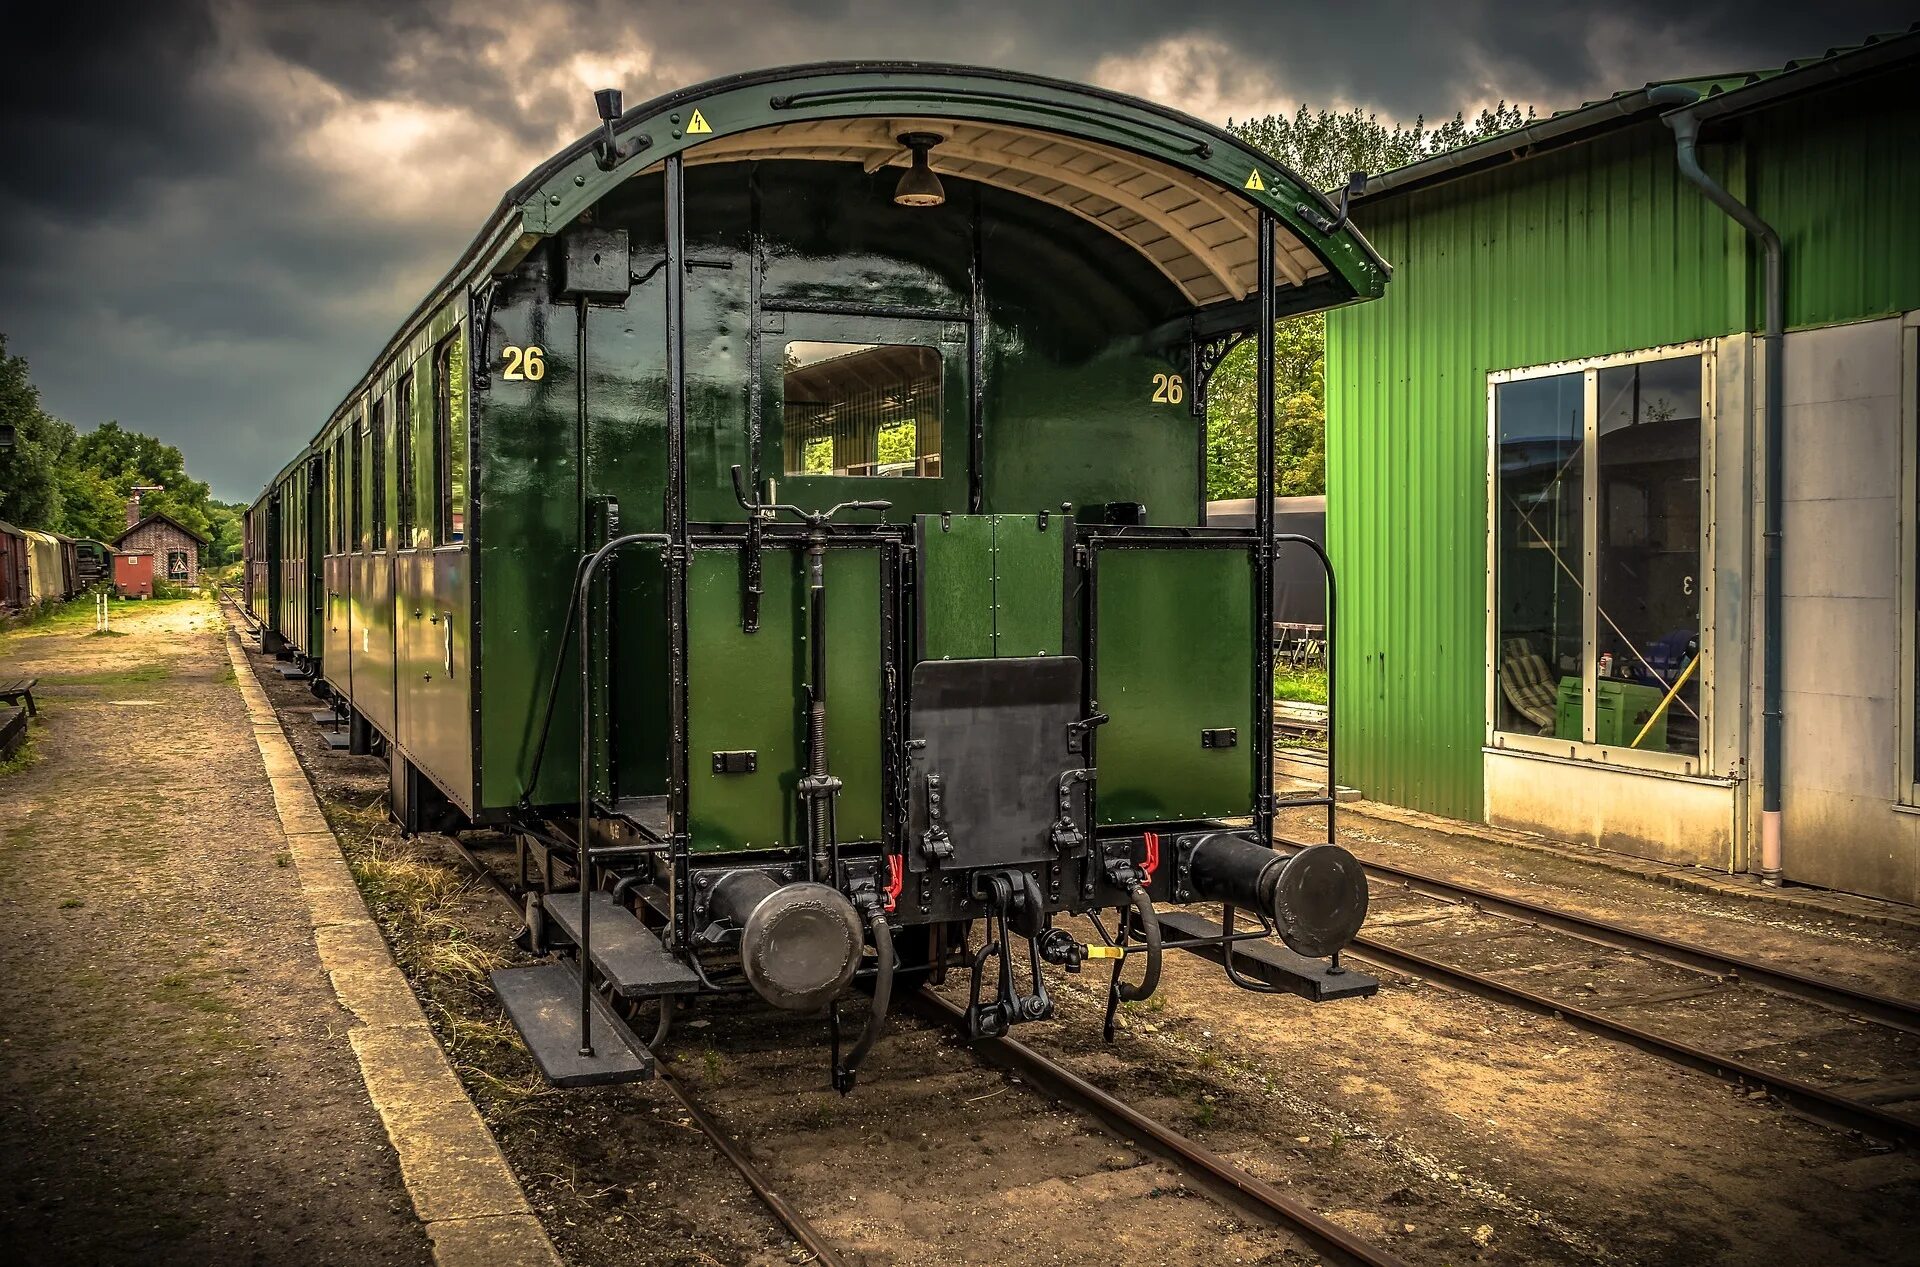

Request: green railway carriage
left=246, top=62, right=1385, bottom=1088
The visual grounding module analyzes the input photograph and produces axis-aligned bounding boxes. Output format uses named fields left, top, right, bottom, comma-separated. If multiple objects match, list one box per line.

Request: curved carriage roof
left=265, top=62, right=1390, bottom=502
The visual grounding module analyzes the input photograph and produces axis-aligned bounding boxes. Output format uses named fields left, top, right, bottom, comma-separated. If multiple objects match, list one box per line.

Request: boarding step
left=275, top=663, right=312, bottom=679
left=492, top=960, right=654, bottom=1087
left=1158, top=910, right=1378, bottom=1002
left=319, top=728, right=349, bottom=750
left=543, top=891, right=702, bottom=998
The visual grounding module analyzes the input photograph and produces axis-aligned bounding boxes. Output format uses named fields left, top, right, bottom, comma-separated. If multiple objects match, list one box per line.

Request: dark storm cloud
left=0, top=0, right=1910, bottom=500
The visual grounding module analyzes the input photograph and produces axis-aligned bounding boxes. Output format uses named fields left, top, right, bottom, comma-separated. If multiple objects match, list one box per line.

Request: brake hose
left=833, top=913, right=895, bottom=1093
left=1116, top=883, right=1162, bottom=1002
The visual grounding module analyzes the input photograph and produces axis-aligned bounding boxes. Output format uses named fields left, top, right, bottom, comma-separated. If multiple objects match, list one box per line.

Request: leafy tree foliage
left=0, top=335, right=71, bottom=529
left=1206, top=103, right=1532, bottom=501
left=0, top=334, right=239, bottom=562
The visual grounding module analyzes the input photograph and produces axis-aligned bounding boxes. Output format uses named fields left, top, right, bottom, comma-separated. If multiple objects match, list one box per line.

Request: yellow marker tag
left=1244, top=168, right=1266, bottom=192
left=1084, top=944, right=1124, bottom=960
left=687, top=108, right=712, bottom=135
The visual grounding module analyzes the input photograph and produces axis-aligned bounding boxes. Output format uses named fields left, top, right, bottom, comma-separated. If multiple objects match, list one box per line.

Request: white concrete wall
left=1486, top=749, right=1739, bottom=868
left=1763, top=316, right=1920, bottom=903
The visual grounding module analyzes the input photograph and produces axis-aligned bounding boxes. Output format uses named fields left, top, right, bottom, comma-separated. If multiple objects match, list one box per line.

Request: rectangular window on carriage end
left=1491, top=351, right=1705, bottom=762
left=781, top=342, right=942, bottom=478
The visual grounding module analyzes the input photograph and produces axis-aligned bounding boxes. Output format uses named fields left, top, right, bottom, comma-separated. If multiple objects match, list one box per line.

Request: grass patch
left=1273, top=662, right=1327, bottom=705
left=88, top=628, right=129, bottom=638
left=349, top=840, right=505, bottom=988
left=59, top=897, right=83, bottom=910
left=272, top=850, right=293, bottom=869
left=48, top=662, right=171, bottom=687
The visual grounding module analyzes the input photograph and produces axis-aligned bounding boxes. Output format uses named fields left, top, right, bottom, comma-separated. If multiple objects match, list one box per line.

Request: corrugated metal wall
left=1324, top=67, right=1920, bottom=819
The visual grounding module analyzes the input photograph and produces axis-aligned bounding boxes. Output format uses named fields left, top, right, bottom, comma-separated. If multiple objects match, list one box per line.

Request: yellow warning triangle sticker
left=1244, top=168, right=1266, bottom=192
left=687, top=108, right=712, bottom=135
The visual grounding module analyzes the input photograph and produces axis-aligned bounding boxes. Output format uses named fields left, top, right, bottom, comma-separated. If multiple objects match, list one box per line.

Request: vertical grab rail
left=1254, top=211, right=1277, bottom=849
left=1271, top=534, right=1337, bottom=851
left=571, top=533, right=670, bottom=1057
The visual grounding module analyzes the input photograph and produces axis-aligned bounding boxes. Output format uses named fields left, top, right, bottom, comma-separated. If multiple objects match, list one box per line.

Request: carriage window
left=433, top=333, right=466, bottom=543
left=351, top=420, right=367, bottom=551
left=370, top=398, right=387, bottom=550
left=395, top=373, right=415, bottom=546
left=781, top=342, right=941, bottom=477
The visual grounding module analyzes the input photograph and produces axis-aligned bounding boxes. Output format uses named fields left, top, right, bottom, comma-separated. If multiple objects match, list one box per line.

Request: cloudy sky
left=2, top=0, right=1908, bottom=501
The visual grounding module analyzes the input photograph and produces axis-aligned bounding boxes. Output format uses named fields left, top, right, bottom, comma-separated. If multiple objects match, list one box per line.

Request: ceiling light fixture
left=892, top=132, right=946, bottom=208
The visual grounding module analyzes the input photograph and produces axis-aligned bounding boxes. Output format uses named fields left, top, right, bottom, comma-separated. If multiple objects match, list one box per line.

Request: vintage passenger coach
left=245, top=62, right=1387, bottom=1088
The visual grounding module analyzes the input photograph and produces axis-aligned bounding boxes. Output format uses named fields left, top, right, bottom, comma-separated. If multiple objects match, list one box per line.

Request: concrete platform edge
left=221, top=620, right=563, bottom=1267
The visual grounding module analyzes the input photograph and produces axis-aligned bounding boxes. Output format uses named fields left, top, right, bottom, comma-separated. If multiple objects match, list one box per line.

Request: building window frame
left=1484, top=339, right=1717, bottom=778
left=1898, top=312, right=1920, bottom=809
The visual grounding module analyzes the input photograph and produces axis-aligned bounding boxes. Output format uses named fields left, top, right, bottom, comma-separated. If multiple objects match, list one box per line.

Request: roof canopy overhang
left=492, top=63, right=1389, bottom=319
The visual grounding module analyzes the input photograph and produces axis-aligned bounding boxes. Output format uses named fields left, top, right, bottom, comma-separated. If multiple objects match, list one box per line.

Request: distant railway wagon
left=246, top=63, right=1386, bottom=1088
left=22, top=530, right=71, bottom=604
left=72, top=538, right=111, bottom=589
left=0, top=521, right=29, bottom=611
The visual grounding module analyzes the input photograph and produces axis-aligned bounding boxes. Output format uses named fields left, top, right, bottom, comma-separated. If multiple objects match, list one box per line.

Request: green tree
left=0, top=336, right=70, bottom=529
left=69, top=419, right=216, bottom=540
left=1206, top=103, right=1531, bottom=500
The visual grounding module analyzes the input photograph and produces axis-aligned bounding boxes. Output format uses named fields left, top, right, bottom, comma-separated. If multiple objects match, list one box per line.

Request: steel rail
left=1341, top=851, right=1920, bottom=1035
left=911, top=991, right=1412, bottom=1267
left=1341, top=933, right=1920, bottom=1149
left=439, top=829, right=1398, bottom=1266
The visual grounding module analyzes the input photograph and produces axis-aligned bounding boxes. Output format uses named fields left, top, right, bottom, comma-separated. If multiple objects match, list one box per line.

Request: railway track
left=1329, top=848, right=1920, bottom=1149
left=432, top=829, right=1410, bottom=1267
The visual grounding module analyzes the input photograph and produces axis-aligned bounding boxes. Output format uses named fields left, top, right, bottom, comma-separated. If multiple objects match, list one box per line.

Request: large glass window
left=1493, top=351, right=1705, bottom=760
left=781, top=342, right=941, bottom=478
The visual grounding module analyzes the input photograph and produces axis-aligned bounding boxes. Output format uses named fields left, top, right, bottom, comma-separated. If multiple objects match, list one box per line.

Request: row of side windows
left=325, top=327, right=467, bottom=555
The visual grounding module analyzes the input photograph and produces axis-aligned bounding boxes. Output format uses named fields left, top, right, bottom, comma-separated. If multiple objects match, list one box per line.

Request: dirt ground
left=0, top=598, right=430, bottom=1265
left=245, top=610, right=1920, bottom=1267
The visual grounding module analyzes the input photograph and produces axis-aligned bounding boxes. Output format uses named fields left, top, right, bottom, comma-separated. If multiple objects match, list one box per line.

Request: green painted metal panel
left=917, top=513, right=1064, bottom=660
left=686, top=547, right=883, bottom=851
left=989, top=514, right=1066, bottom=658
left=1324, top=71, right=1920, bottom=821
left=1094, top=547, right=1254, bottom=825
left=1749, top=71, right=1920, bottom=330
left=478, top=265, right=583, bottom=810
left=918, top=515, right=995, bottom=661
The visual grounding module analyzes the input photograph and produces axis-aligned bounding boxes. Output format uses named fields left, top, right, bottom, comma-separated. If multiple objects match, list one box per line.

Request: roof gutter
left=1646, top=82, right=1786, bottom=884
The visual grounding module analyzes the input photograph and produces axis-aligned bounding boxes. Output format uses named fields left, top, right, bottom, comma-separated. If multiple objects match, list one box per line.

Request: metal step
left=492, top=960, right=655, bottom=1087
left=543, top=891, right=702, bottom=998
left=275, top=664, right=312, bottom=679
left=319, top=728, right=349, bottom=749
left=1157, top=910, right=1378, bottom=1002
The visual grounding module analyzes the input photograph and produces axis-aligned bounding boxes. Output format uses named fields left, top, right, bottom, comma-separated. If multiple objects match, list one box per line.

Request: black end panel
left=907, top=656, right=1083, bottom=873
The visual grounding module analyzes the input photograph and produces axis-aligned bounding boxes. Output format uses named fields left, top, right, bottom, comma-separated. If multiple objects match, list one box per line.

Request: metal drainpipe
left=1648, top=84, right=1786, bottom=883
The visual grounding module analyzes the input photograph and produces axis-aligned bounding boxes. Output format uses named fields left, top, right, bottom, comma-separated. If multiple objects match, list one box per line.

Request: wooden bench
left=0, top=679, right=36, bottom=717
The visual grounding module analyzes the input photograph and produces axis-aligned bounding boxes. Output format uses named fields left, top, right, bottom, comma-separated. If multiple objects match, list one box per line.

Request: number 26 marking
left=501, top=345, right=546, bottom=381
left=1151, top=372, right=1185, bottom=404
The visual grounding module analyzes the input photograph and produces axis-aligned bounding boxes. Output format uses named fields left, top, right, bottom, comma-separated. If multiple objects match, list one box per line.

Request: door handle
left=443, top=615, right=453, bottom=675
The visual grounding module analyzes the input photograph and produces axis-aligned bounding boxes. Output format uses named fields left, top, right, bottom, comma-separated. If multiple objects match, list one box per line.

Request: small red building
left=113, top=551, right=154, bottom=599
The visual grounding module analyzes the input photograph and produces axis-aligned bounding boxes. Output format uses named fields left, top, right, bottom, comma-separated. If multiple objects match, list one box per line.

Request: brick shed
left=114, top=512, right=207, bottom=589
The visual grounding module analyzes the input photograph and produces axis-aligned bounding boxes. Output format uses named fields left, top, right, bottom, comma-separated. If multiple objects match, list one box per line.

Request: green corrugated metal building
left=1323, top=29, right=1920, bottom=902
